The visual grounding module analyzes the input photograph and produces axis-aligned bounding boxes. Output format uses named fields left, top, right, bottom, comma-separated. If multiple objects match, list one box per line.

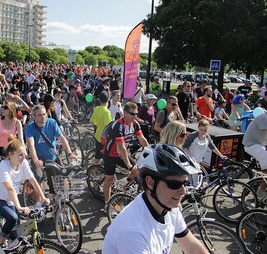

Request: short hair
left=198, top=119, right=209, bottom=128
left=183, top=81, right=191, bottom=87
left=160, top=121, right=186, bottom=148
left=203, top=86, right=212, bottom=94
left=168, top=95, right=177, bottom=102
left=111, top=90, right=120, bottom=97
left=32, top=104, right=46, bottom=116
left=124, top=102, right=137, bottom=112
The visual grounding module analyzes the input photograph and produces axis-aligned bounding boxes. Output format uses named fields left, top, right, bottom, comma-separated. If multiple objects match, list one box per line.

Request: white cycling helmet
left=137, top=144, right=199, bottom=178
left=145, top=94, right=157, bottom=100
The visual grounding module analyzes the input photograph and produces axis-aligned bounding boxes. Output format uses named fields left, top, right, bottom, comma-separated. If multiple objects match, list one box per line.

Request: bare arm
left=16, top=120, right=25, bottom=148
left=117, top=142, right=132, bottom=169
left=137, top=134, right=149, bottom=147
left=154, top=122, right=162, bottom=133
left=29, top=177, right=50, bottom=204
left=176, top=231, right=208, bottom=254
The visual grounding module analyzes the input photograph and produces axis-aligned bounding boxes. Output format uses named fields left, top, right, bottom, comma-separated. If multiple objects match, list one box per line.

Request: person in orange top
left=194, top=86, right=214, bottom=119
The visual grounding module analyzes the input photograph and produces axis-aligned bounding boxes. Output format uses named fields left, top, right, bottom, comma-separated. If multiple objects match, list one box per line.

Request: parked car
left=228, top=76, right=243, bottom=83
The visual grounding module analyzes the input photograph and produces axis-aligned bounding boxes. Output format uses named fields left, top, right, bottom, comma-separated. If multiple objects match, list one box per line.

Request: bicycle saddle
left=45, top=160, right=82, bottom=176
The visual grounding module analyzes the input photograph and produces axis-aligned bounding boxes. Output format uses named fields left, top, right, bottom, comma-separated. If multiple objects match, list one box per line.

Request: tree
left=53, top=48, right=68, bottom=58
left=103, top=45, right=124, bottom=60
left=0, top=41, right=26, bottom=62
left=85, top=46, right=104, bottom=55
left=143, top=0, right=267, bottom=88
left=35, top=47, right=57, bottom=64
left=0, top=47, right=5, bottom=61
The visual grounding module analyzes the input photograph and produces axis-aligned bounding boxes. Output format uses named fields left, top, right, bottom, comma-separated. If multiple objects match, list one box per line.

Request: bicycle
left=182, top=159, right=258, bottom=223
left=61, top=120, right=81, bottom=145
left=236, top=208, right=267, bottom=254
left=1, top=205, right=70, bottom=253
left=182, top=184, right=247, bottom=253
left=21, top=160, right=86, bottom=254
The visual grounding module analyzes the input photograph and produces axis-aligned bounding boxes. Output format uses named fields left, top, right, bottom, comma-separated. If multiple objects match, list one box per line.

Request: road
left=36, top=123, right=238, bottom=254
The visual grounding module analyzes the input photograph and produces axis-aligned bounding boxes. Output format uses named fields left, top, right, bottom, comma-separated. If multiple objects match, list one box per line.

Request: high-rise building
left=0, top=0, right=46, bottom=48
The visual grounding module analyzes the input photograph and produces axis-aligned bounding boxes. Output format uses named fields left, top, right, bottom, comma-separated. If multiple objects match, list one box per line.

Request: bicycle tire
left=81, top=132, right=96, bottom=152
left=19, top=238, right=71, bottom=253
left=64, top=139, right=84, bottom=167
left=236, top=208, right=267, bottom=254
left=247, top=176, right=267, bottom=208
left=188, top=219, right=247, bottom=253
left=87, top=164, right=105, bottom=201
left=107, top=193, right=134, bottom=224
left=54, top=202, right=83, bottom=254
left=213, top=180, right=258, bottom=223
left=226, top=163, right=254, bottom=183
left=70, top=123, right=81, bottom=145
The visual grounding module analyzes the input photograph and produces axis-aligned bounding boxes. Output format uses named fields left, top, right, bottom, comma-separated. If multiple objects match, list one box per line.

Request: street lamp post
left=145, top=0, right=155, bottom=94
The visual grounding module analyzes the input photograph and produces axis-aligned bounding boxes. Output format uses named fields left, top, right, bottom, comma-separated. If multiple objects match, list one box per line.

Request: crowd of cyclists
left=0, top=60, right=266, bottom=253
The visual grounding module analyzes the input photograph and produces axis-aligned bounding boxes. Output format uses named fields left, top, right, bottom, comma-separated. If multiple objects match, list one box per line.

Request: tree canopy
left=143, top=0, right=267, bottom=76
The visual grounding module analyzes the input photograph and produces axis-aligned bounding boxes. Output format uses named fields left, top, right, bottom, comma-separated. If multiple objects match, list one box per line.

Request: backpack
left=101, top=120, right=117, bottom=145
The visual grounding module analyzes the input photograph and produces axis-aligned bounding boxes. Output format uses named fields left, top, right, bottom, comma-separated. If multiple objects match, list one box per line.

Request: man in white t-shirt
left=108, top=90, right=123, bottom=120
left=102, top=144, right=208, bottom=254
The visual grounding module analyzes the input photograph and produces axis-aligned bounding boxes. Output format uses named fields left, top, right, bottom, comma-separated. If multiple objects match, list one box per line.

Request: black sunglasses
left=3, top=105, right=9, bottom=110
left=171, top=103, right=178, bottom=106
left=128, top=111, right=138, bottom=116
left=160, top=179, right=189, bottom=190
left=179, top=132, right=187, bottom=138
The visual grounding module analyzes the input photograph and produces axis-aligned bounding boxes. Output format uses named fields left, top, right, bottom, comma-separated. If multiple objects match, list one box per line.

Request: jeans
left=0, top=200, right=18, bottom=240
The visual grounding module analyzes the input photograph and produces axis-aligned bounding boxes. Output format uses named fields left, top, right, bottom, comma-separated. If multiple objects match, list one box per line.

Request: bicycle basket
left=52, top=174, right=88, bottom=196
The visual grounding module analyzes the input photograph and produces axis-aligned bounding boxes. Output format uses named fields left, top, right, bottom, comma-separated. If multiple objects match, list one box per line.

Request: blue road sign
left=210, top=60, right=221, bottom=72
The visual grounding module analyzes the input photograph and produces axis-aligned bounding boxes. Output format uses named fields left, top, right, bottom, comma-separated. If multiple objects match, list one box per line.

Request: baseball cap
left=53, top=87, right=62, bottom=95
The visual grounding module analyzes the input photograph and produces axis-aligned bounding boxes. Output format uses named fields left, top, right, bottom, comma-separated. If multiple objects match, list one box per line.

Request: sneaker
left=257, top=188, right=267, bottom=199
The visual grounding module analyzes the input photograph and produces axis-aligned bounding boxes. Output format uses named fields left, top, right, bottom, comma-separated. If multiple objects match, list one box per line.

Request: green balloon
left=157, top=99, right=167, bottom=110
left=86, top=93, right=93, bottom=102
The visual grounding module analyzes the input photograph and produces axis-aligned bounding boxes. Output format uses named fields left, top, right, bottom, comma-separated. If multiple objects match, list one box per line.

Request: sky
left=40, top=0, right=159, bottom=53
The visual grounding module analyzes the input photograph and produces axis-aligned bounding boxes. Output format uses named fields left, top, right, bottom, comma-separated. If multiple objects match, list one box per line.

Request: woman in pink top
left=0, top=102, right=24, bottom=156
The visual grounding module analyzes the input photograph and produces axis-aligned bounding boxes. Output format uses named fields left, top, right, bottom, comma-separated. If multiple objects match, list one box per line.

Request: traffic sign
left=210, top=60, right=221, bottom=72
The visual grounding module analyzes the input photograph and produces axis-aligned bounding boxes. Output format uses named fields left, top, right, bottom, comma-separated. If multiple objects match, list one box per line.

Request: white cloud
left=45, top=22, right=79, bottom=34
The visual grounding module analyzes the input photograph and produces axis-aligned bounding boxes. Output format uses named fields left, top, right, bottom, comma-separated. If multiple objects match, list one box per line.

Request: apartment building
left=0, top=0, right=46, bottom=47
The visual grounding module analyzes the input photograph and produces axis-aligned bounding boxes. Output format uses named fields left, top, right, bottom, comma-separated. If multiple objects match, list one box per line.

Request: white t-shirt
left=0, top=159, right=34, bottom=206
left=214, top=107, right=225, bottom=120
left=108, top=99, right=123, bottom=120
left=102, top=193, right=187, bottom=254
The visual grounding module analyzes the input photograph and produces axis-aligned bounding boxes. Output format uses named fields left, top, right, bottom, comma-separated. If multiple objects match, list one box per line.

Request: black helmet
left=43, top=94, right=55, bottom=103
left=137, top=144, right=199, bottom=178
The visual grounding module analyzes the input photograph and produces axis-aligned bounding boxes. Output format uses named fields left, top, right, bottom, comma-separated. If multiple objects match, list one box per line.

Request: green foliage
left=0, top=47, right=5, bottom=60
left=76, top=54, right=84, bottom=65
left=53, top=48, right=68, bottom=58
left=35, top=47, right=57, bottom=64
left=0, top=41, right=26, bottom=62
left=85, top=46, right=104, bottom=55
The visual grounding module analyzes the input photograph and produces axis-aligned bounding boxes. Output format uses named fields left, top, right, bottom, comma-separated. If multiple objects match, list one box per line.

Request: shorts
left=95, top=140, right=103, bottom=160
left=103, top=155, right=136, bottom=176
left=244, top=144, right=267, bottom=170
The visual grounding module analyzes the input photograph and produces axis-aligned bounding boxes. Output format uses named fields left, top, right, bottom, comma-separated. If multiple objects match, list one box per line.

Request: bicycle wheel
left=20, top=238, right=70, bottom=253
left=21, top=180, right=37, bottom=208
left=188, top=219, right=247, bottom=253
left=64, top=139, right=84, bottom=167
left=85, top=103, right=94, bottom=121
left=247, top=177, right=267, bottom=208
left=107, top=193, right=134, bottom=224
left=70, top=123, right=81, bottom=145
left=54, top=202, right=83, bottom=254
left=213, top=180, right=258, bottom=223
left=87, top=164, right=105, bottom=201
left=236, top=208, right=267, bottom=254
left=77, top=104, right=86, bottom=122
left=81, top=132, right=96, bottom=152
left=226, top=163, right=254, bottom=182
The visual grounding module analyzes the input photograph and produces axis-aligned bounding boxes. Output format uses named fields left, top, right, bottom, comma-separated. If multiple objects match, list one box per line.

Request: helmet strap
left=150, top=178, right=171, bottom=215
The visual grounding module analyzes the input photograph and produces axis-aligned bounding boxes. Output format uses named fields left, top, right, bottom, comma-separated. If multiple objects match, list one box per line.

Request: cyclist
left=242, top=111, right=267, bottom=198
left=102, top=144, right=208, bottom=254
left=102, top=102, right=149, bottom=212
left=0, top=135, right=49, bottom=247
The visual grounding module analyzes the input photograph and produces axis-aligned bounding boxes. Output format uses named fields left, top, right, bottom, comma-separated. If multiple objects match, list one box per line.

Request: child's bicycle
left=1, top=205, right=70, bottom=253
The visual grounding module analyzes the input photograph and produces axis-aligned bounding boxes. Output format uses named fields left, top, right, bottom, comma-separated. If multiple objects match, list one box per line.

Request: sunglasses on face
left=3, top=105, right=9, bottom=110
left=128, top=111, right=138, bottom=116
left=160, top=179, right=189, bottom=190
left=179, top=132, right=187, bottom=138
left=171, top=103, right=177, bottom=106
